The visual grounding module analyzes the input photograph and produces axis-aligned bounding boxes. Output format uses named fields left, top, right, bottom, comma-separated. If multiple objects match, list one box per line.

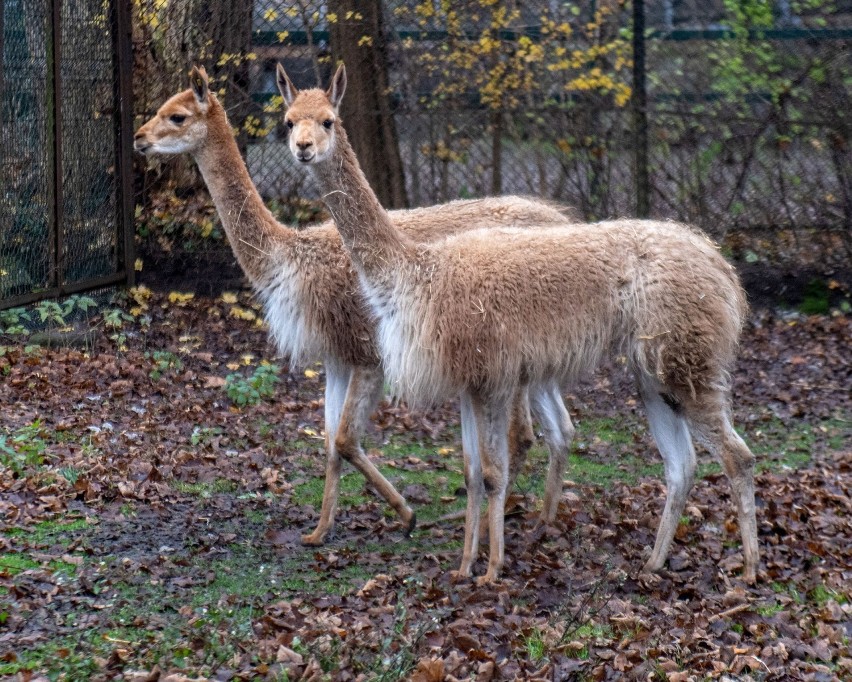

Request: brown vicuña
left=279, top=63, right=759, bottom=585
left=134, top=67, right=575, bottom=546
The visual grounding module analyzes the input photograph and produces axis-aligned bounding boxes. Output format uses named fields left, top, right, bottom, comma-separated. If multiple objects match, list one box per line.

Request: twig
left=708, top=602, right=752, bottom=623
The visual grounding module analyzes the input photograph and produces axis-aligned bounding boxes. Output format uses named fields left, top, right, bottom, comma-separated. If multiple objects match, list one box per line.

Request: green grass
left=170, top=478, right=238, bottom=497
left=573, top=623, right=613, bottom=640
left=284, top=412, right=848, bottom=528
left=522, top=628, right=548, bottom=663
left=3, top=517, right=89, bottom=544
left=0, top=551, right=79, bottom=577
left=2, top=412, right=848, bottom=679
left=290, top=440, right=467, bottom=523
left=756, top=601, right=785, bottom=617
left=576, top=416, right=639, bottom=447
left=809, top=584, right=847, bottom=606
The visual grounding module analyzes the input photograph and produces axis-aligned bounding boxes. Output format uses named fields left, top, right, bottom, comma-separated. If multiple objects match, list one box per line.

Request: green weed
left=0, top=306, right=31, bottom=335
left=225, top=364, right=280, bottom=406
left=147, top=350, right=183, bottom=381
left=523, top=628, right=548, bottom=663
left=756, top=601, right=785, bottom=617
left=799, top=278, right=831, bottom=315
left=810, top=584, right=845, bottom=606
left=0, top=421, right=48, bottom=476
left=190, top=425, right=224, bottom=447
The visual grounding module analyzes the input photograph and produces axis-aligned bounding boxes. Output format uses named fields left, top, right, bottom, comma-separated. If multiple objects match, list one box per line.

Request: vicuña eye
left=322, top=119, right=333, bottom=129
left=286, top=120, right=294, bottom=129
left=169, top=114, right=186, bottom=125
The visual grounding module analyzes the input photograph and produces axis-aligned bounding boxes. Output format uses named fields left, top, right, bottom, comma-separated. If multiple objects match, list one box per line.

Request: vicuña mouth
left=134, top=143, right=151, bottom=154
left=297, top=153, right=314, bottom=163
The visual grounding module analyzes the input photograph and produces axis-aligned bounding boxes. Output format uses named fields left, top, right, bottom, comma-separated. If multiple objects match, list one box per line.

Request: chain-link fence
left=2, top=2, right=846, bottom=306
left=132, top=0, right=851, bottom=241
left=0, top=0, right=134, bottom=310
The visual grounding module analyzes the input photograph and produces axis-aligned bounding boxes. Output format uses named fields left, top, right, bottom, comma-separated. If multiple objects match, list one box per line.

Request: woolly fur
left=134, top=82, right=573, bottom=371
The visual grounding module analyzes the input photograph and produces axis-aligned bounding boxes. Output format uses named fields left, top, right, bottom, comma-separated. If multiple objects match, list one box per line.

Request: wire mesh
left=60, top=0, right=120, bottom=286
left=0, top=0, right=130, bottom=309
left=645, top=17, right=852, bottom=234
left=0, top=0, right=52, bottom=301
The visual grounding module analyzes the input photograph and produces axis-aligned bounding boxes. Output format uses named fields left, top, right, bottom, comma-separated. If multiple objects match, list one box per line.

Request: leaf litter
left=0, top=292, right=850, bottom=680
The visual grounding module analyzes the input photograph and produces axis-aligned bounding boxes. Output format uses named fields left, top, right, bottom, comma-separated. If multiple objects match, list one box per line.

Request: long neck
left=194, top=99, right=293, bottom=284
left=310, top=125, right=411, bottom=275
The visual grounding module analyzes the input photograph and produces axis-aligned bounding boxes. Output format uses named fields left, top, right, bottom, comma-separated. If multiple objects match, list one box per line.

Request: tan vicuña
left=281, top=63, right=759, bottom=586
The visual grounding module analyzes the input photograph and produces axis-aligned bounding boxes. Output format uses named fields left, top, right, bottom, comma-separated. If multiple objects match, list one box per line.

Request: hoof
left=403, top=510, right=417, bottom=537
left=476, top=570, right=501, bottom=587
left=449, top=569, right=472, bottom=584
left=641, top=558, right=665, bottom=575
left=301, top=532, right=327, bottom=547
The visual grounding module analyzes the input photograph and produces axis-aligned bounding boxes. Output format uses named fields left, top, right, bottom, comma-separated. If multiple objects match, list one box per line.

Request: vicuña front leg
left=302, top=360, right=351, bottom=545
left=302, top=364, right=415, bottom=546
left=455, top=391, right=483, bottom=579
left=335, top=366, right=416, bottom=535
left=472, top=390, right=512, bottom=586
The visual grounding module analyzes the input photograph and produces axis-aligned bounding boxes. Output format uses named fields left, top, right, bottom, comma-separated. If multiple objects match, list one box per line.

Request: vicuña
left=279, top=63, right=759, bottom=585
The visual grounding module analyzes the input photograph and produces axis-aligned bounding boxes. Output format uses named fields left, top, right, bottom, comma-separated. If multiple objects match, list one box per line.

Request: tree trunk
left=328, top=0, right=408, bottom=209
left=199, top=0, right=253, bottom=151
left=136, top=0, right=253, bottom=193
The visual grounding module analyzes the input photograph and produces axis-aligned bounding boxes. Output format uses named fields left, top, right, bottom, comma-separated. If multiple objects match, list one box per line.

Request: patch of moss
left=798, top=278, right=831, bottom=315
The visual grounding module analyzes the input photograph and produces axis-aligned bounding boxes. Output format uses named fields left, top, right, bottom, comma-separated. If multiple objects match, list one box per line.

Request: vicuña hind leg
left=689, top=400, right=759, bottom=583
left=530, top=380, right=574, bottom=523
left=302, top=364, right=414, bottom=546
left=507, top=385, right=535, bottom=491
left=639, top=380, right=697, bottom=574
left=469, top=390, right=512, bottom=585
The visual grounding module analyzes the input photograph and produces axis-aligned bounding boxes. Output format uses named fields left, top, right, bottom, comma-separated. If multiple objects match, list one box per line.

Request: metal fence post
left=112, top=0, right=135, bottom=288
left=0, top=1, right=5, bottom=104
left=47, top=0, right=64, bottom=288
left=632, top=0, right=650, bottom=218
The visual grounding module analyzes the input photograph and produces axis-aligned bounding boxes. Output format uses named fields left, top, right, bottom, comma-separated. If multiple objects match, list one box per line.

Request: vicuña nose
left=134, top=130, right=145, bottom=140
left=297, top=140, right=313, bottom=151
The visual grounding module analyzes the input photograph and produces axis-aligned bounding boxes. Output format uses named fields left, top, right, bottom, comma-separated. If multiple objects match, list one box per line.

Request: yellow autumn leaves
left=403, top=0, right=633, bottom=112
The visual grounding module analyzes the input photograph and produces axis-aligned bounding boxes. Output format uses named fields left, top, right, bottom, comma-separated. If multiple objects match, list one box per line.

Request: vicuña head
left=276, top=63, right=347, bottom=165
left=134, top=66, right=220, bottom=157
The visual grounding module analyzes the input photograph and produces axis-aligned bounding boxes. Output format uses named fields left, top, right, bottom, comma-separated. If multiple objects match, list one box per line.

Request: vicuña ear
left=276, top=63, right=298, bottom=107
left=327, top=63, right=347, bottom=111
left=189, top=65, right=209, bottom=109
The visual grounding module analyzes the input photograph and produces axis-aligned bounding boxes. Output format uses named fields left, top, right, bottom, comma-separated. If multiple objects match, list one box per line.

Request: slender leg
left=639, top=382, right=697, bottom=574
left=688, top=400, right=759, bottom=583
left=473, top=391, right=512, bottom=586
left=301, top=359, right=351, bottom=545
left=455, top=390, right=483, bottom=579
left=530, top=380, right=575, bottom=523
left=507, top=384, right=535, bottom=491
left=335, top=366, right=415, bottom=534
